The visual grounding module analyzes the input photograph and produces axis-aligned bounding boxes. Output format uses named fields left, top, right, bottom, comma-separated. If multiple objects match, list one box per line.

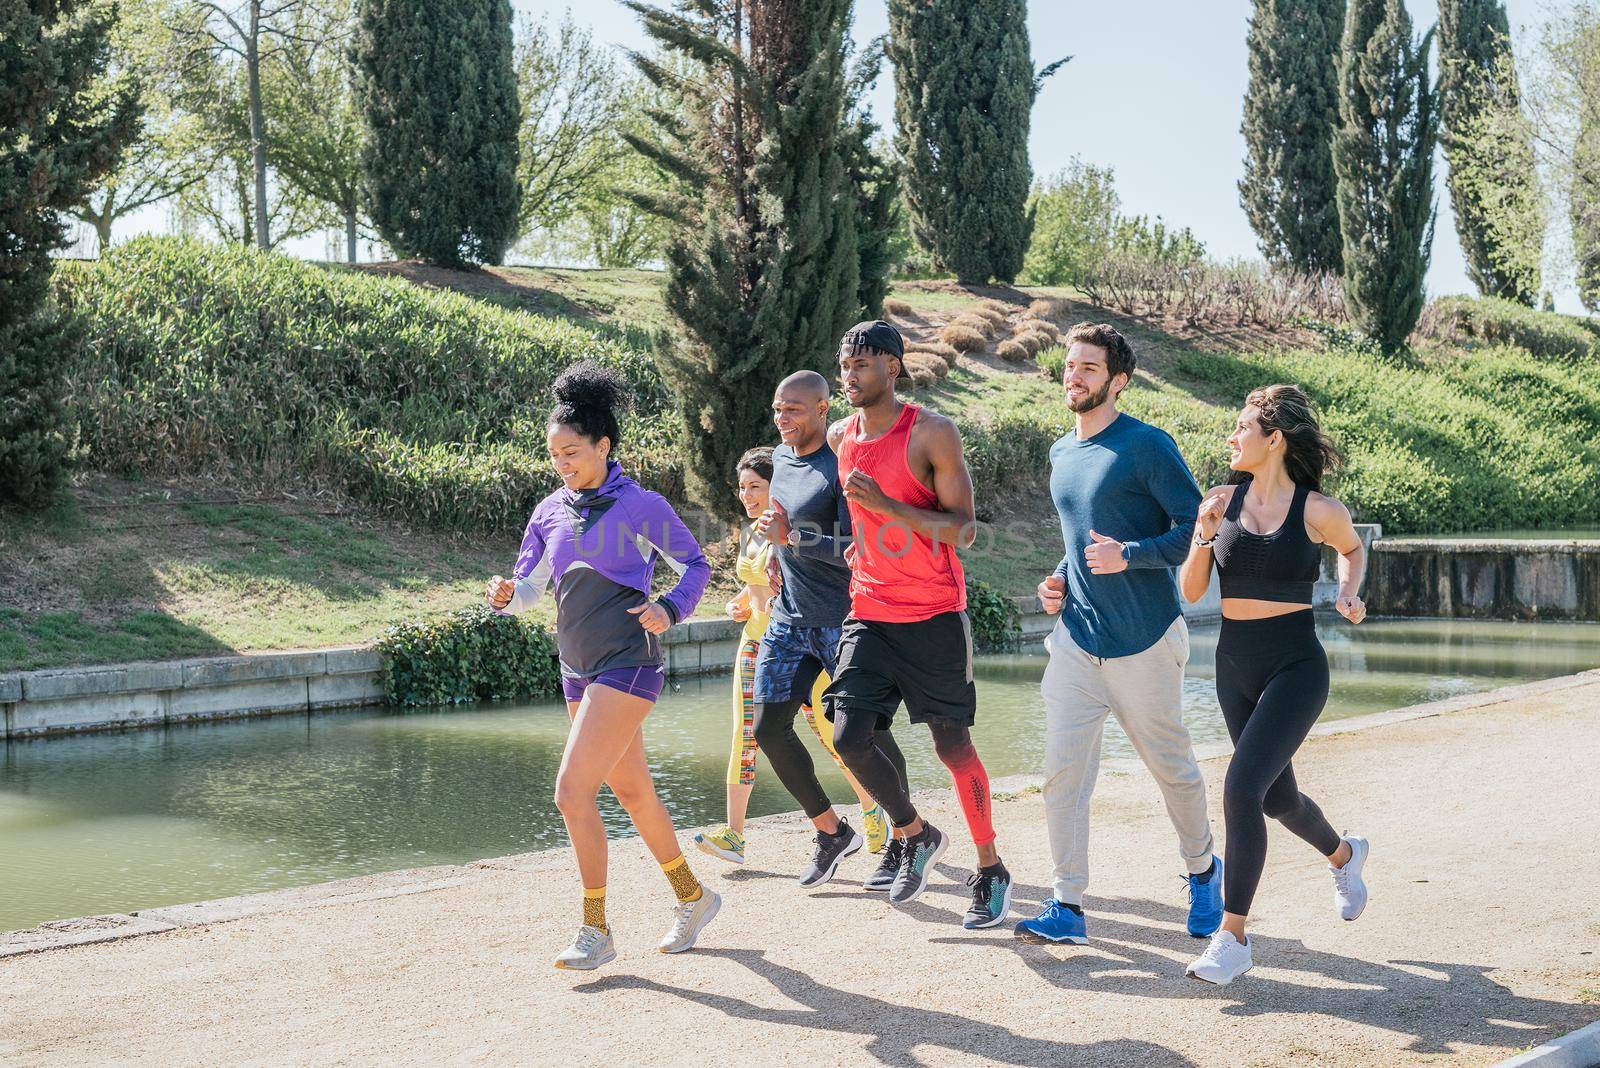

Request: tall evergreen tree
left=353, top=0, right=521, bottom=267
left=1238, top=0, right=1346, bottom=274
left=845, top=40, right=898, bottom=317
left=1575, top=99, right=1600, bottom=312
left=1332, top=0, right=1439, bottom=355
left=1438, top=0, right=1543, bottom=304
left=622, top=0, right=859, bottom=524
left=1, top=0, right=139, bottom=504
left=889, top=0, right=1065, bottom=285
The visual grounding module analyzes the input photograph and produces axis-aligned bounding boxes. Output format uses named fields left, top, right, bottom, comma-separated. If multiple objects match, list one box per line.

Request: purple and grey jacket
left=498, top=461, right=710, bottom=679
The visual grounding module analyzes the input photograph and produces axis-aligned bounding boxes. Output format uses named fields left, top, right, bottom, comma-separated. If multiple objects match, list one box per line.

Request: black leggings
left=832, top=710, right=970, bottom=829
left=1215, top=610, right=1342, bottom=915
left=752, top=699, right=908, bottom=820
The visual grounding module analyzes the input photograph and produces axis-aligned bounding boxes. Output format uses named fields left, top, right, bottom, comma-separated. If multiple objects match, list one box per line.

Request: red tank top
left=837, top=403, right=967, bottom=622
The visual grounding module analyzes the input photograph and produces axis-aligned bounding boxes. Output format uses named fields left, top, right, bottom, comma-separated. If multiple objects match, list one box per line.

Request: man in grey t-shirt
left=753, top=370, right=908, bottom=888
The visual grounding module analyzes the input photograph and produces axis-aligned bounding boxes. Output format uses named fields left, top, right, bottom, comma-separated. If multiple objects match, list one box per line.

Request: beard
left=1067, top=380, right=1113, bottom=413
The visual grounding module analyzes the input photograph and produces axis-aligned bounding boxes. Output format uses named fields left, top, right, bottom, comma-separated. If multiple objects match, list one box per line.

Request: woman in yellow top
left=695, top=447, right=888, bottom=865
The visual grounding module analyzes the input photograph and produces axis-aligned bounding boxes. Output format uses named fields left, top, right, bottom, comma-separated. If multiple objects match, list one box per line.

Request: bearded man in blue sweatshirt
left=1014, top=323, right=1223, bottom=947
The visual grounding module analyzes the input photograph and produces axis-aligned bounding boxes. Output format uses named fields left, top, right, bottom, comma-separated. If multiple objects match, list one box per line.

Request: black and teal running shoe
left=863, top=837, right=905, bottom=891
left=888, top=823, right=947, bottom=905
left=962, top=864, right=1014, bottom=929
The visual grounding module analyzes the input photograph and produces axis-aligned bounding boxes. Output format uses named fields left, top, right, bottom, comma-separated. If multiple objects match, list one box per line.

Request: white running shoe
left=1331, top=834, right=1369, bottom=921
left=554, top=924, right=616, bottom=971
left=1186, top=930, right=1253, bottom=986
left=659, top=888, right=722, bottom=954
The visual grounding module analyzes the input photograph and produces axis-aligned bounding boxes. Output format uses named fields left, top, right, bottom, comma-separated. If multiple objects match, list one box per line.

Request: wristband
left=1194, top=532, right=1217, bottom=548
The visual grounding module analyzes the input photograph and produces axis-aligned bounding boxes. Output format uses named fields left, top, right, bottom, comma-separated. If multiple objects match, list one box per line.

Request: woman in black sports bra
left=1175, top=384, right=1371, bottom=986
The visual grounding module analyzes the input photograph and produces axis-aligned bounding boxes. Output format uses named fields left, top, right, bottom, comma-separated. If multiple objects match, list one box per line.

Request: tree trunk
left=95, top=212, right=113, bottom=253
left=345, top=209, right=358, bottom=263
left=247, top=1, right=270, bottom=250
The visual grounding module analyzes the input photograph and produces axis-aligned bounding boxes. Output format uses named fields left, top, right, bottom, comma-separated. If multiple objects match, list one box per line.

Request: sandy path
left=3, top=677, right=1598, bottom=1066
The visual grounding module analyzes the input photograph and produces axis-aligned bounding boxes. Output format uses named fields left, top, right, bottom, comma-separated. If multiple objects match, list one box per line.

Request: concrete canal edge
left=4, top=665, right=1597, bottom=960
left=1, top=525, right=1403, bottom=740
left=1370, top=537, right=1600, bottom=620
left=1494, top=1017, right=1600, bottom=1068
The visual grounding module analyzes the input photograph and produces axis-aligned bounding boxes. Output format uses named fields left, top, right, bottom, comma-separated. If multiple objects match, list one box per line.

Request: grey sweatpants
left=1040, top=615, right=1215, bottom=906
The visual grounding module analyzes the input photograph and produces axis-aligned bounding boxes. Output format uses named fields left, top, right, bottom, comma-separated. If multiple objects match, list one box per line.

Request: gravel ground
left=3, top=678, right=1598, bottom=1067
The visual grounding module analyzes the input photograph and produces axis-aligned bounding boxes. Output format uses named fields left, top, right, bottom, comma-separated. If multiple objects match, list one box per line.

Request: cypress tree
left=1438, top=0, right=1543, bottom=305
left=1, top=0, right=139, bottom=504
left=623, top=0, right=860, bottom=524
left=1574, top=81, right=1600, bottom=312
left=1239, top=0, right=1346, bottom=275
left=354, top=0, right=521, bottom=267
left=889, top=0, right=1065, bottom=285
left=845, top=42, right=898, bottom=318
left=1332, top=0, right=1439, bottom=355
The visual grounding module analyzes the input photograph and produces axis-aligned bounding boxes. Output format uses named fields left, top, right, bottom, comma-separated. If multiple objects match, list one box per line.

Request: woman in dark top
left=1176, top=384, right=1371, bottom=986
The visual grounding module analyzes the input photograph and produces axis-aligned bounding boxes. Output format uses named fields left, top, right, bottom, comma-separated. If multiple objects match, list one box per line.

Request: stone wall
left=1366, top=539, right=1600, bottom=620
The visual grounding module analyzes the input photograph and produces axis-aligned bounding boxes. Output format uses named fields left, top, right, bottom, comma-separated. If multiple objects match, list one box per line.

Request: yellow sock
left=583, top=886, right=608, bottom=932
left=661, top=854, right=703, bottom=904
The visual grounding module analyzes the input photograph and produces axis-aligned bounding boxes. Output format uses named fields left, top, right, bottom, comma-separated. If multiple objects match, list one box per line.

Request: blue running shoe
left=1186, top=856, right=1224, bottom=938
left=1013, top=900, right=1087, bottom=945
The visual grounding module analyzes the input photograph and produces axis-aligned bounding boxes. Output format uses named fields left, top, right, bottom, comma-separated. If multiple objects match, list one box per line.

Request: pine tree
left=1238, top=0, right=1346, bottom=274
left=1574, top=54, right=1600, bottom=312
left=622, top=0, right=860, bottom=524
left=1438, top=0, right=1543, bottom=304
left=1332, top=0, right=1439, bottom=355
left=1, top=0, right=139, bottom=505
left=353, top=0, right=521, bottom=267
left=889, top=0, right=1065, bottom=285
left=845, top=40, right=898, bottom=317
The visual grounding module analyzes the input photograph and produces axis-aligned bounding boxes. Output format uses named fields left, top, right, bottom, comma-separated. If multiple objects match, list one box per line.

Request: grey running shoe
left=659, top=888, right=722, bottom=954
left=863, top=837, right=905, bottom=891
left=554, top=924, right=616, bottom=971
left=962, top=865, right=1015, bottom=929
left=889, top=823, right=947, bottom=905
left=798, top=820, right=864, bottom=888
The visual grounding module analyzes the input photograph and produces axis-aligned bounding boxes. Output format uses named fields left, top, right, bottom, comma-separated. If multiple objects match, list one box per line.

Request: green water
left=3, top=617, right=1596, bottom=932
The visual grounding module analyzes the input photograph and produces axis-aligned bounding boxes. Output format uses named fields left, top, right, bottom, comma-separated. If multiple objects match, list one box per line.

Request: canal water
left=3, top=617, right=1596, bottom=932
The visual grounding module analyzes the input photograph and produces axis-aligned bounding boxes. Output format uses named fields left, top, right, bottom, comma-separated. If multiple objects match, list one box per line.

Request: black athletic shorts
left=823, top=610, right=977, bottom=728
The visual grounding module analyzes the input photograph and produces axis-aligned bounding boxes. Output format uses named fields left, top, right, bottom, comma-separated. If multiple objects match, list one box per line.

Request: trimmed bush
left=940, top=323, right=988, bottom=352
left=967, top=306, right=1007, bottom=331
left=1021, top=317, right=1060, bottom=343
left=1027, top=297, right=1069, bottom=319
left=1010, top=331, right=1043, bottom=357
left=965, top=576, right=1021, bottom=651
left=905, top=352, right=950, bottom=379
left=378, top=605, right=561, bottom=706
left=52, top=238, right=673, bottom=533
left=979, top=298, right=1014, bottom=316
left=996, top=339, right=1029, bottom=363
left=909, top=341, right=961, bottom=369
left=883, top=296, right=914, bottom=316
left=1415, top=296, right=1600, bottom=360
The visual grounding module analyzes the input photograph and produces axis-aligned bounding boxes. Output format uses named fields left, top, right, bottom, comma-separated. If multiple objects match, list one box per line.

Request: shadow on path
left=577, top=946, right=1194, bottom=1068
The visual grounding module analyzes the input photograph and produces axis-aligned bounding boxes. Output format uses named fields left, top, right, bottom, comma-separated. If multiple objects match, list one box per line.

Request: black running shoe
left=862, top=837, right=905, bottom=892
left=889, top=823, right=947, bottom=905
left=798, top=820, right=864, bottom=887
left=962, top=864, right=1015, bottom=929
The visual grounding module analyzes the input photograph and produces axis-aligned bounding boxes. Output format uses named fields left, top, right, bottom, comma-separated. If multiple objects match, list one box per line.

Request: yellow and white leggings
left=728, top=637, right=848, bottom=787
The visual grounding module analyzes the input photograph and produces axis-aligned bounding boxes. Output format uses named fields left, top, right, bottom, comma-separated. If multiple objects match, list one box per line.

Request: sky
left=100, top=0, right=1586, bottom=313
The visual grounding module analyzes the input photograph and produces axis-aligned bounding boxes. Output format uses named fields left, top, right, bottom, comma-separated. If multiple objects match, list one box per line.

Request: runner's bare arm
left=842, top=414, right=976, bottom=548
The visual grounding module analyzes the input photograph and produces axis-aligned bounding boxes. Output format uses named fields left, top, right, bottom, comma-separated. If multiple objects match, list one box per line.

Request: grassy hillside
left=5, top=238, right=1598, bottom=672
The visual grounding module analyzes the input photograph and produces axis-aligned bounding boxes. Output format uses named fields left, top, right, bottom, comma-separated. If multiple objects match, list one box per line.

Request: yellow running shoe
left=694, top=824, right=746, bottom=865
left=862, top=804, right=888, bottom=855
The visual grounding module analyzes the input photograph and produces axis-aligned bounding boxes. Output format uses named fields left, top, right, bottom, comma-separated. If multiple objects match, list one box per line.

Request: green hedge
left=377, top=605, right=561, bottom=706
left=1175, top=342, right=1600, bottom=533
left=966, top=576, right=1022, bottom=651
left=53, top=238, right=676, bottom=533
left=1419, top=296, right=1600, bottom=361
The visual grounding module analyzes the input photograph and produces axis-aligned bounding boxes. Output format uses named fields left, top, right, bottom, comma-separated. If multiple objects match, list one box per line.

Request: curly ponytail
left=549, top=361, right=631, bottom=450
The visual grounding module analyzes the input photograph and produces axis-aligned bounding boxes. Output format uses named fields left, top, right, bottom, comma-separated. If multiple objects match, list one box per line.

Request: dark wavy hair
left=1063, top=322, right=1137, bottom=382
left=549, top=361, right=631, bottom=449
left=1235, top=384, right=1343, bottom=492
left=736, top=446, right=774, bottom=483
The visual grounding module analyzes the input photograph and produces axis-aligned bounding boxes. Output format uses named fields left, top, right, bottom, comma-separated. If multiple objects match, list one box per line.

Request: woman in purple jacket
left=487, top=362, right=716, bottom=972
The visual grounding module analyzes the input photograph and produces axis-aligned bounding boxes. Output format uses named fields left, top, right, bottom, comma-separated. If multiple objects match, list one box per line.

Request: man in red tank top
left=821, top=320, right=1014, bottom=930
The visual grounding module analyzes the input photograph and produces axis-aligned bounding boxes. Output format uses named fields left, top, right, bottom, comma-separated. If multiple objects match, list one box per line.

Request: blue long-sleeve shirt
left=1048, top=412, right=1201, bottom=658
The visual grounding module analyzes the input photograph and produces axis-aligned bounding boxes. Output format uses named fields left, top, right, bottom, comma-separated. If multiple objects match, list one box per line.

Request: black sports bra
left=1212, top=479, right=1321, bottom=603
